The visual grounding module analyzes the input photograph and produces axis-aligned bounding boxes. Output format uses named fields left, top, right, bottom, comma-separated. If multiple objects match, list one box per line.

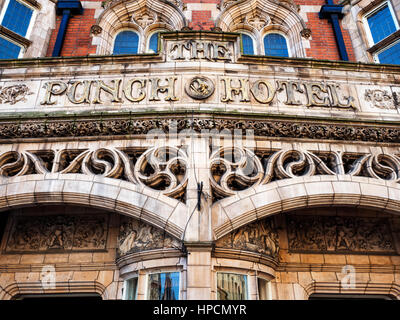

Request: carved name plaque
left=5, top=214, right=109, bottom=253
left=215, top=219, right=280, bottom=258
left=117, top=216, right=181, bottom=257
left=38, top=77, right=356, bottom=110
left=169, top=40, right=232, bottom=61
left=287, top=215, right=396, bottom=254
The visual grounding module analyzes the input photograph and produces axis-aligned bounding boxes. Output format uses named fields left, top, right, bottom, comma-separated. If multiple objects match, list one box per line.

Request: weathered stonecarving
left=117, top=216, right=182, bottom=257
left=215, top=218, right=279, bottom=258
left=5, top=213, right=109, bottom=253
left=286, top=215, right=396, bottom=254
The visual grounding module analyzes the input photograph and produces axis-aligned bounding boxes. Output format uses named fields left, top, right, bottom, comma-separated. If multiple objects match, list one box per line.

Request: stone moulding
left=0, top=115, right=399, bottom=143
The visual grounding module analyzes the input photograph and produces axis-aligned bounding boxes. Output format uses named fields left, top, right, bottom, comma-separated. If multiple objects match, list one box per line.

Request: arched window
left=241, top=33, right=254, bottom=55
left=148, top=32, right=160, bottom=53
left=113, top=30, right=139, bottom=55
left=263, top=33, right=289, bottom=57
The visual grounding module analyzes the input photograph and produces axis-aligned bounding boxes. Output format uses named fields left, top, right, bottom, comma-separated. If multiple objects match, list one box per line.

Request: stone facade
left=0, top=0, right=400, bottom=301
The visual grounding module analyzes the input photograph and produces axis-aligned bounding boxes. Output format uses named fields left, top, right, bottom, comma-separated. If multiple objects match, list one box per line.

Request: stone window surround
left=359, top=0, right=400, bottom=63
left=213, top=265, right=275, bottom=300
left=0, top=0, right=40, bottom=58
left=118, top=260, right=186, bottom=300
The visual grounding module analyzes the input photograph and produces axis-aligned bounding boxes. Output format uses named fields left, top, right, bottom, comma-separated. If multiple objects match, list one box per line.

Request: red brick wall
left=46, top=8, right=97, bottom=57
left=294, top=0, right=355, bottom=61
left=45, top=0, right=355, bottom=61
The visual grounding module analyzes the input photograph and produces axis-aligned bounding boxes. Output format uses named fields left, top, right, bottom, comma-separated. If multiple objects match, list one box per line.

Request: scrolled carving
left=135, top=146, right=188, bottom=199
left=211, top=148, right=400, bottom=202
left=0, top=147, right=188, bottom=202
left=210, top=147, right=264, bottom=198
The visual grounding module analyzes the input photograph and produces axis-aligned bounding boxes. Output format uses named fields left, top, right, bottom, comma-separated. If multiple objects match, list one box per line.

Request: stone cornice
left=0, top=111, right=399, bottom=143
left=1, top=44, right=400, bottom=74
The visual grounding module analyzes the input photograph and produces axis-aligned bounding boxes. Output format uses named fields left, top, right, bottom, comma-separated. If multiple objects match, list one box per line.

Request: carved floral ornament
left=0, top=84, right=33, bottom=105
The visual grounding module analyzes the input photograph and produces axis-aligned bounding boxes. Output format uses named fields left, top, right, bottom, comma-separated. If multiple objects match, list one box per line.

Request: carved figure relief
left=0, top=84, right=33, bottom=105
left=365, top=89, right=397, bottom=109
left=5, top=214, right=109, bottom=253
left=287, top=215, right=396, bottom=254
left=117, top=216, right=181, bottom=257
left=215, top=219, right=280, bottom=258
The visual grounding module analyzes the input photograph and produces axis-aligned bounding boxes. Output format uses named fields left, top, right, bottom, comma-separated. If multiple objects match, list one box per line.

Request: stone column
left=185, top=243, right=213, bottom=299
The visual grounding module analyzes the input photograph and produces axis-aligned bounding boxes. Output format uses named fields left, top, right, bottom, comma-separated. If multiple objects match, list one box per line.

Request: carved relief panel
left=117, top=216, right=181, bottom=258
left=4, top=213, right=109, bottom=253
left=287, top=215, right=396, bottom=254
left=215, top=218, right=280, bottom=258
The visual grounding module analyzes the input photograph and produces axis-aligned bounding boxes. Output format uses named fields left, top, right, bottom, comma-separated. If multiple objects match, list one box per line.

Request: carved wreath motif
left=0, top=84, right=33, bottom=105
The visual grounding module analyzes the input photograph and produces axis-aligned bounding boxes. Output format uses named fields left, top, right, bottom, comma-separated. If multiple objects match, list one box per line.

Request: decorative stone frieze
left=0, top=116, right=400, bottom=143
left=215, top=218, right=279, bottom=258
left=287, top=215, right=396, bottom=254
left=5, top=214, right=109, bottom=253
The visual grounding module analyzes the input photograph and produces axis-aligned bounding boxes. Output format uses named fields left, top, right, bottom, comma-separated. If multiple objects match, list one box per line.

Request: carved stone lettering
left=250, top=80, right=275, bottom=104
left=169, top=41, right=231, bottom=61
left=215, top=218, right=280, bottom=258
left=287, top=215, right=396, bottom=254
left=40, top=81, right=68, bottom=105
left=221, top=78, right=250, bottom=102
left=117, top=216, right=181, bottom=257
left=5, top=214, right=109, bottom=253
left=149, top=77, right=179, bottom=101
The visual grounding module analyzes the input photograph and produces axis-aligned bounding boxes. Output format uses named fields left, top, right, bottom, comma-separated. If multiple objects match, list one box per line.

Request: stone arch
left=0, top=281, right=107, bottom=300
left=0, top=175, right=186, bottom=240
left=91, top=0, right=187, bottom=55
left=304, top=281, right=400, bottom=300
left=215, top=0, right=310, bottom=57
left=212, top=176, right=400, bottom=239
